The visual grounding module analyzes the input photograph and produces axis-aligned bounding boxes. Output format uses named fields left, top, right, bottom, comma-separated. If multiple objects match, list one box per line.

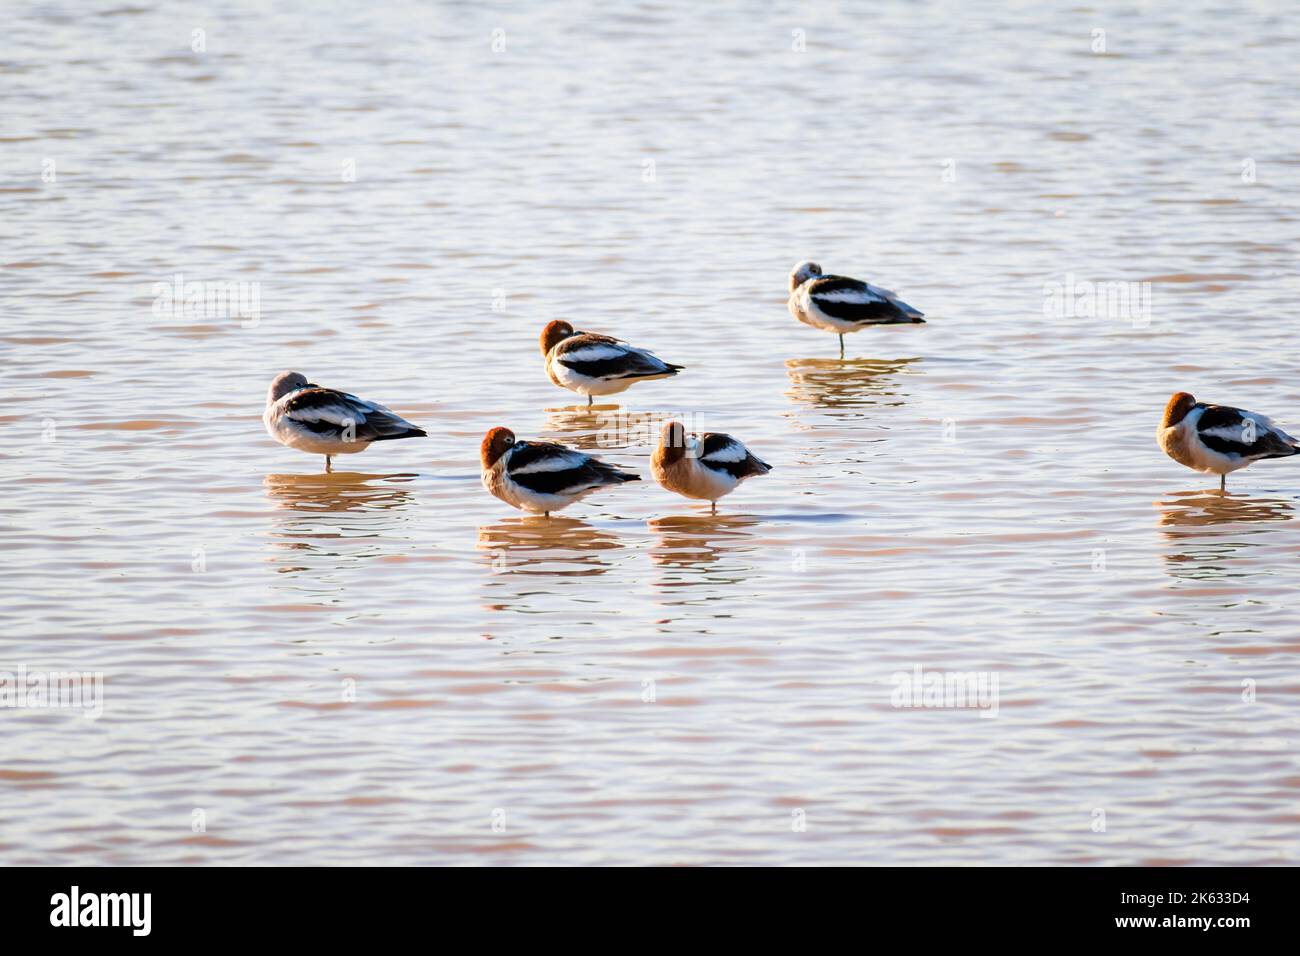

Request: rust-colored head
left=481, top=427, right=516, bottom=468
left=540, top=320, right=575, bottom=356
left=654, top=420, right=689, bottom=466
left=1162, top=391, right=1197, bottom=428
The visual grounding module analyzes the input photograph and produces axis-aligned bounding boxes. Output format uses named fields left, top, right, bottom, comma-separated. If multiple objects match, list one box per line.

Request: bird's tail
left=892, top=298, right=925, bottom=322
left=373, top=426, right=427, bottom=441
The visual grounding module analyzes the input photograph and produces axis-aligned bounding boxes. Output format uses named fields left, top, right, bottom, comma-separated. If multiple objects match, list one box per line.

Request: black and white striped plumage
left=1158, top=391, right=1299, bottom=489
left=481, top=426, right=639, bottom=515
left=541, top=320, right=682, bottom=404
left=263, top=370, right=426, bottom=470
left=694, top=433, right=772, bottom=482
left=787, top=260, right=924, bottom=354
left=652, top=421, right=771, bottom=512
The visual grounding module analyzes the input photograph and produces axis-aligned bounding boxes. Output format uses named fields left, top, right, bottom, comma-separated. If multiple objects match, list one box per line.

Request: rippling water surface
left=3, top=1, right=1299, bottom=865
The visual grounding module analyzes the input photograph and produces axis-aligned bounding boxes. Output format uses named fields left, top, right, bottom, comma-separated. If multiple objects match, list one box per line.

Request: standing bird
left=540, top=320, right=683, bottom=407
left=787, top=260, right=924, bottom=357
left=651, top=420, right=771, bottom=514
left=1157, top=391, right=1299, bottom=491
left=263, top=370, right=426, bottom=472
left=480, top=426, right=639, bottom=516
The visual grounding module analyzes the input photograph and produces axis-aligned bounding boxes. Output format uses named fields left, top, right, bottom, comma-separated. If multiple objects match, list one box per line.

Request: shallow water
left=3, top=1, right=1299, bottom=865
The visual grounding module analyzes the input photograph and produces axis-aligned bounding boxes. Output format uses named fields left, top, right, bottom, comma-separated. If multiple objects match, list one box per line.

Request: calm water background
left=2, top=1, right=1299, bottom=865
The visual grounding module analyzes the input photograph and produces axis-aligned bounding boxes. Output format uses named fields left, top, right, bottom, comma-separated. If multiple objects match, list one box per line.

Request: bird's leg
left=1220, top=474, right=1226, bottom=492
left=711, top=501, right=717, bottom=515
left=838, top=334, right=845, bottom=358
left=587, top=394, right=593, bottom=408
left=325, top=455, right=332, bottom=473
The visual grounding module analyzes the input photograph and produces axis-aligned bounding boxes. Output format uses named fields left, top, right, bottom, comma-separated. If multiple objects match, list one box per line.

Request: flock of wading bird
left=263, top=261, right=1300, bottom=514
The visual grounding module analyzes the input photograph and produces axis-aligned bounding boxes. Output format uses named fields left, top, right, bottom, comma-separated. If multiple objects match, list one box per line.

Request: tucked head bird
left=480, top=426, right=639, bottom=516
left=263, top=370, right=426, bottom=472
left=540, top=319, right=683, bottom=407
left=787, top=260, right=924, bottom=357
left=1157, top=391, right=1299, bottom=491
left=651, top=420, right=771, bottom=514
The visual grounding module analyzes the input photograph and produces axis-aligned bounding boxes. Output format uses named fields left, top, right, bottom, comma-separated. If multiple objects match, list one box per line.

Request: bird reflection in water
left=477, top=516, right=624, bottom=578
left=1157, top=490, right=1292, bottom=581
left=542, top=405, right=667, bottom=452
left=646, top=514, right=760, bottom=588
left=785, top=356, right=917, bottom=414
left=263, top=471, right=417, bottom=574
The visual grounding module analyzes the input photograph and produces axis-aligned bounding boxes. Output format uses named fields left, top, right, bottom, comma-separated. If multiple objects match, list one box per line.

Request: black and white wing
left=281, top=387, right=426, bottom=443
left=1197, top=404, right=1299, bottom=460
left=507, top=440, right=639, bottom=496
left=807, top=276, right=924, bottom=325
left=697, top=432, right=772, bottom=480
left=554, top=333, right=683, bottom=380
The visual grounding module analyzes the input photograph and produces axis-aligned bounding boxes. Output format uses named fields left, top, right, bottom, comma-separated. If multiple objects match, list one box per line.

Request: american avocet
left=787, top=260, right=924, bottom=357
left=263, top=370, right=426, bottom=472
left=480, top=426, right=639, bottom=516
left=1158, top=391, right=1299, bottom=491
left=540, top=320, right=683, bottom=407
left=651, top=420, right=771, bottom=514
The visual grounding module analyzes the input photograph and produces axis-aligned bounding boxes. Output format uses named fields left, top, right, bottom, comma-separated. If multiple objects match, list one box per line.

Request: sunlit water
left=3, top=1, right=1299, bottom=865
